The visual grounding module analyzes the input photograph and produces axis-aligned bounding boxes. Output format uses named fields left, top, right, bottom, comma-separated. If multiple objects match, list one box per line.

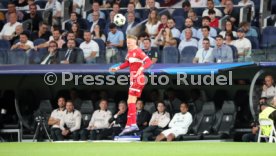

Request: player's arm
left=109, top=60, right=130, bottom=72
left=134, top=51, right=152, bottom=77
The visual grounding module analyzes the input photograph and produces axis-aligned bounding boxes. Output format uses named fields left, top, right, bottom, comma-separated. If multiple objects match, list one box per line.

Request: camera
left=35, top=116, right=46, bottom=122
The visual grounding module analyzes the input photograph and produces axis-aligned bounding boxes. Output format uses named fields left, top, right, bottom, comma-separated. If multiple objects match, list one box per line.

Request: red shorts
left=128, top=75, right=145, bottom=97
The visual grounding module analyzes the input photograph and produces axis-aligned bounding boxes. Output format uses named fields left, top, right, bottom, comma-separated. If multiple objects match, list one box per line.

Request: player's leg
left=166, top=133, right=176, bottom=141
left=155, top=133, right=166, bottom=141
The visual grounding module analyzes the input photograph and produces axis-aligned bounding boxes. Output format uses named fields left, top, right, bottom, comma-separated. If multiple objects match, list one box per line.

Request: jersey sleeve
left=118, top=54, right=130, bottom=69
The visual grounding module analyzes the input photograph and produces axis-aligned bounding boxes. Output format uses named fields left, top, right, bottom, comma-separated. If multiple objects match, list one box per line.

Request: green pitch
left=0, top=142, right=276, bottom=156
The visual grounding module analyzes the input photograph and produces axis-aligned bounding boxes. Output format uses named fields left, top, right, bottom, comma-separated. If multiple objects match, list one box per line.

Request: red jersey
left=119, top=48, right=152, bottom=76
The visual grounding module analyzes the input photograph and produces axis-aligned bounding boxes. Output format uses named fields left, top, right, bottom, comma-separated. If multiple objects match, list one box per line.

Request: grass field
left=0, top=142, right=276, bottom=156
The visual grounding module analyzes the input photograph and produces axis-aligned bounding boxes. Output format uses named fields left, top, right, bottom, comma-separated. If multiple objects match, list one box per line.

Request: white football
left=114, top=13, right=126, bottom=26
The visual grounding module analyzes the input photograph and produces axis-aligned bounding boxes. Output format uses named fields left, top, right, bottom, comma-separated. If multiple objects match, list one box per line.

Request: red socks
left=126, top=103, right=137, bottom=127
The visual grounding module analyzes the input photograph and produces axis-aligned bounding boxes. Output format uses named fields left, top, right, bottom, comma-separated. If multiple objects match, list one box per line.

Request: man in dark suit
left=136, top=100, right=151, bottom=130
left=89, top=11, right=106, bottom=32
left=59, top=39, right=84, bottom=64
left=122, top=12, right=139, bottom=36
left=40, top=41, right=59, bottom=64
left=65, top=12, right=87, bottom=31
left=23, top=4, right=42, bottom=32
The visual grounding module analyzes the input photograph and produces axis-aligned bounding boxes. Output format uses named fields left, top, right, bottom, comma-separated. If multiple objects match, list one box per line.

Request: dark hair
left=39, top=21, right=48, bottom=26
left=207, top=0, right=214, bottom=3
left=203, top=37, right=210, bottom=42
left=181, top=102, right=189, bottom=109
left=143, top=38, right=151, bottom=43
left=208, top=9, right=216, bottom=15
left=202, top=16, right=211, bottom=22
left=225, top=32, right=234, bottom=40
left=20, top=32, right=29, bottom=38
left=92, top=24, right=104, bottom=37
left=182, top=1, right=191, bottom=8
left=70, top=12, right=78, bottom=17
left=202, top=25, right=210, bottom=31
left=49, top=41, right=58, bottom=47
left=66, top=100, right=74, bottom=106
left=109, top=23, right=117, bottom=29
left=216, top=35, right=224, bottom=39
left=169, top=18, right=176, bottom=23
left=136, top=99, right=144, bottom=105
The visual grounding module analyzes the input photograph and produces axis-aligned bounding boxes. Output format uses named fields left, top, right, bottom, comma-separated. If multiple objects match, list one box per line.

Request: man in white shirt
left=180, top=18, right=197, bottom=39
left=0, top=12, right=21, bottom=40
left=198, top=26, right=216, bottom=49
left=10, top=32, right=34, bottom=52
left=167, top=18, right=180, bottom=38
left=178, top=28, right=198, bottom=52
left=193, top=38, right=214, bottom=63
left=233, top=28, right=252, bottom=62
left=80, top=99, right=112, bottom=140
left=48, top=97, right=66, bottom=141
left=190, top=0, right=207, bottom=7
left=146, top=0, right=160, bottom=8
left=197, top=16, right=217, bottom=39
left=45, top=0, right=62, bottom=25
left=202, top=0, right=222, bottom=17
left=155, top=103, right=193, bottom=141
left=80, top=31, right=99, bottom=64
left=72, top=0, right=83, bottom=14
left=58, top=100, right=82, bottom=141
left=260, top=75, right=276, bottom=104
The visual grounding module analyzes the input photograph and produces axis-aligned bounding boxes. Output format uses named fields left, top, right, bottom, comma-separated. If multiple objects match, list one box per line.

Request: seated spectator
left=197, top=16, right=217, bottom=39
left=104, top=11, right=116, bottom=34
left=158, top=14, right=169, bottom=33
left=122, top=12, right=139, bottom=36
left=105, top=23, right=124, bottom=64
left=57, top=100, right=82, bottom=141
left=80, top=31, right=99, bottom=64
left=239, top=22, right=258, bottom=37
left=80, top=99, right=112, bottom=140
left=31, top=22, right=51, bottom=41
left=233, top=28, right=252, bottom=62
left=258, top=103, right=276, bottom=137
left=65, top=12, right=87, bottom=32
left=260, top=75, right=276, bottom=104
left=142, top=101, right=170, bottom=141
left=212, top=35, right=233, bottom=63
left=91, top=24, right=106, bottom=42
left=145, top=9, right=161, bottom=47
left=178, top=28, right=198, bottom=52
left=21, top=0, right=41, bottom=11
left=10, top=32, right=34, bottom=52
left=124, top=2, right=141, bottom=20
left=143, top=38, right=158, bottom=64
left=223, top=0, right=239, bottom=27
left=167, top=18, right=180, bottom=39
left=90, top=1, right=105, bottom=19
left=187, top=10, right=202, bottom=29
left=35, top=29, right=65, bottom=49
left=40, top=41, right=59, bottom=64
left=89, top=11, right=106, bottom=32
left=14, top=0, right=28, bottom=9
left=112, top=3, right=121, bottom=14
left=48, top=97, right=66, bottom=141
left=10, top=25, right=23, bottom=45
left=219, top=20, right=237, bottom=38
left=45, top=0, right=62, bottom=25
left=23, top=3, right=42, bottom=32
left=145, top=0, right=160, bottom=8
left=136, top=100, right=151, bottom=131
left=190, top=0, right=207, bottom=7
left=72, top=0, right=83, bottom=14
left=242, top=121, right=259, bottom=142
left=154, top=28, right=177, bottom=48
left=0, top=12, right=21, bottom=40
left=180, top=18, right=197, bottom=39
left=155, top=102, right=193, bottom=141
left=5, top=2, right=24, bottom=22
left=98, top=100, right=127, bottom=140
left=224, top=32, right=235, bottom=45
left=138, top=32, right=150, bottom=49
left=208, top=9, right=219, bottom=28
left=202, top=0, right=222, bottom=17
left=70, top=23, right=84, bottom=39
left=60, top=39, right=83, bottom=64
left=129, top=0, right=142, bottom=9
left=193, top=38, right=214, bottom=63
left=198, top=26, right=216, bottom=49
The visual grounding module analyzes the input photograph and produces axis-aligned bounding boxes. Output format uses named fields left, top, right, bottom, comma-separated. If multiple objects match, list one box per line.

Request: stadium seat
left=80, top=100, right=94, bottom=128
left=0, top=49, right=7, bottom=64
left=108, top=101, right=117, bottom=115
left=76, top=48, right=85, bottom=64
left=261, top=26, right=276, bottom=48
left=203, top=101, right=236, bottom=140
left=173, top=16, right=185, bottom=32
left=172, top=9, right=187, bottom=18
left=144, top=102, right=156, bottom=114
left=213, top=89, right=229, bottom=110
left=93, top=39, right=106, bottom=63
left=179, top=46, right=198, bottom=63
left=228, top=45, right=238, bottom=62
left=8, top=50, right=28, bottom=65
left=33, top=39, right=47, bottom=46
left=246, top=36, right=259, bottom=49
left=0, top=39, right=11, bottom=50
left=178, top=102, right=216, bottom=141
left=161, top=46, right=179, bottom=63
left=76, top=38, right=84, bottom=46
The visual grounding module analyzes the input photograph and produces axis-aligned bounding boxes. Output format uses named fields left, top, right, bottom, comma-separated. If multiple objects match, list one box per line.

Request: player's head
left=127, top=35, right=138, bottom=48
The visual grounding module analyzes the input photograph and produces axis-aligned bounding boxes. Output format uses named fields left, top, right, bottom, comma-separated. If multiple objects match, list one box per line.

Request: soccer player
left=109, top=35, right=152, bottom=135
